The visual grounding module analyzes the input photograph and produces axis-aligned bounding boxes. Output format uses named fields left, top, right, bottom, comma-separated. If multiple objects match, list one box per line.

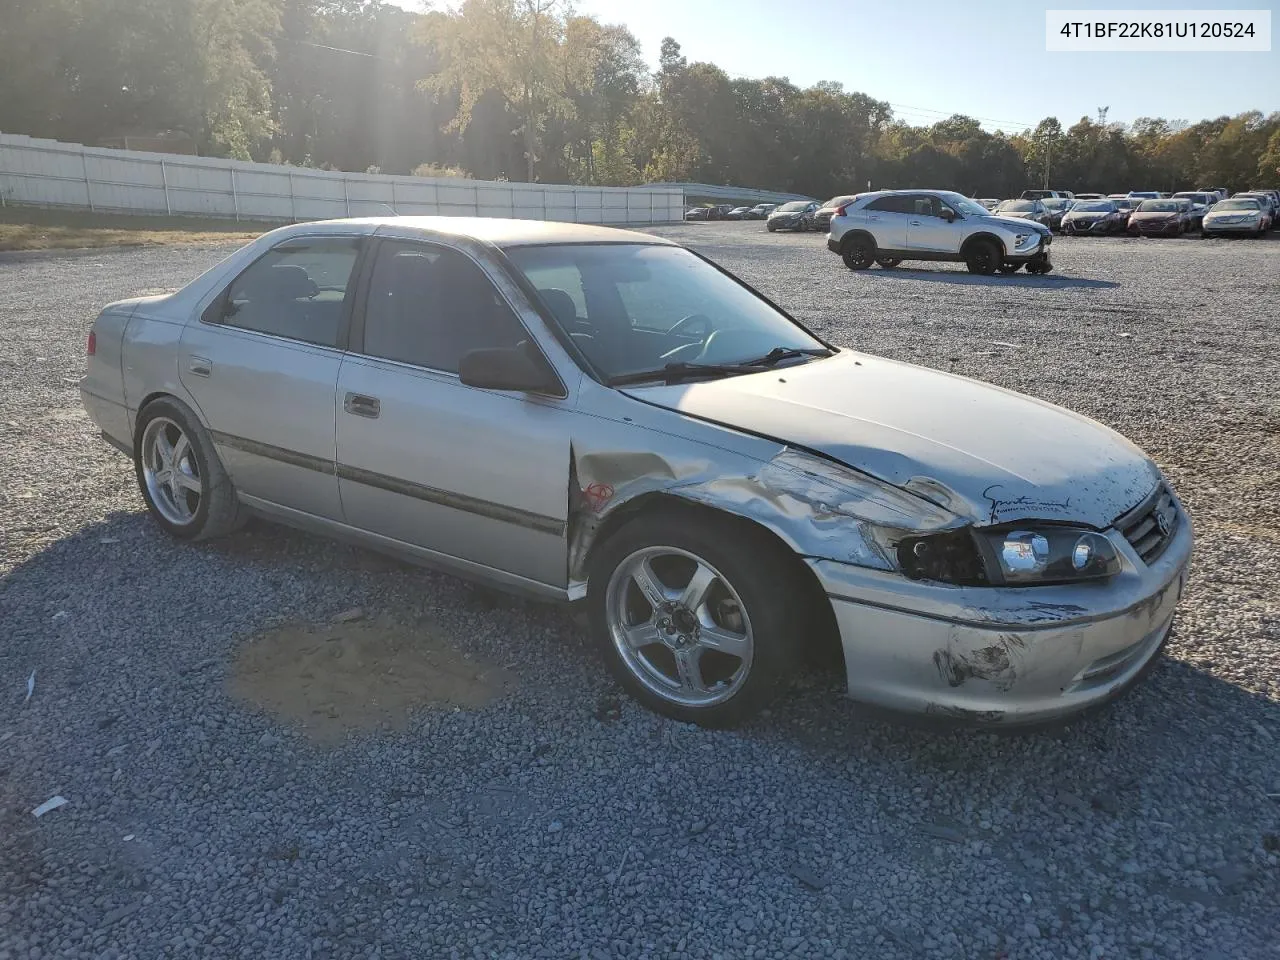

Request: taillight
left=835, top=204, right=849, bottom=217
left=87, top=329, right=96, bottom=356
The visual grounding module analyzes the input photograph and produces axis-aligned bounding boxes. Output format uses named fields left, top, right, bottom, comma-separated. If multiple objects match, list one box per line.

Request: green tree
left=421, top=0, right=570, bottom=182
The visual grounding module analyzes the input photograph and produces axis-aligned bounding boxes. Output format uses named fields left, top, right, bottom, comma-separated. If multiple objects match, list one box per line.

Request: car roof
left=289, top=216, right=677, bottom=249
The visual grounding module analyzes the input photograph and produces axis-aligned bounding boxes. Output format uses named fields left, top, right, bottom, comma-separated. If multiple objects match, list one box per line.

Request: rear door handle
left=868, top=216, right=881, bottom=221
left=909, top=220, right=923, bottom=226
left=344, top=392, right=380, bottom=419
left=188, top=356, right=211, bottom=377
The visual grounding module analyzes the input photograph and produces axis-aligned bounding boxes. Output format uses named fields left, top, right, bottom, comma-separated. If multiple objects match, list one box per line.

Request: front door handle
left=868, top=216, right=881, bottom=221
left=188, top=356, right=211, bottom=377
left=909, top=220, right=923, bottom=226
left=344, top=393, right=380, bottom=419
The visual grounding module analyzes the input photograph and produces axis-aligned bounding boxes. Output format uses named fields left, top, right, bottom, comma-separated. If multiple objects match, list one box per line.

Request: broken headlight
left=981, top=526, right=1120, bottom=585
left=900, top=526, right=1121, bottom=586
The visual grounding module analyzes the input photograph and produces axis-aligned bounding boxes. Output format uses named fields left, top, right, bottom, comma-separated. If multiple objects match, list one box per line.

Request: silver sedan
left=81, top=217, right=1192, bottom=728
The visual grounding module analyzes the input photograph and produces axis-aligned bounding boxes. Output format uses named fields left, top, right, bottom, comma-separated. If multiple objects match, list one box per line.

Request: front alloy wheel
left=966, top=240, right=1000, bottom=275
left=605, top=547, right=753, bottom=709
left=588, top=512, right=796, bottom=726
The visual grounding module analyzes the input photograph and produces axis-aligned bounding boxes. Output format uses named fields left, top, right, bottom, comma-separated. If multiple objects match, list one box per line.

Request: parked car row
left=685, top=202, right=778, bottom=221
left=688, top=186, right=1279, bottom=242
left=980, top=188, right=1280, bottom=238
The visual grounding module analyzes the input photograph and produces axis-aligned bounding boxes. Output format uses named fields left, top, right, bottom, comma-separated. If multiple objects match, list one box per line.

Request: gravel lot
left=2, top=225, right=1278, bottom=959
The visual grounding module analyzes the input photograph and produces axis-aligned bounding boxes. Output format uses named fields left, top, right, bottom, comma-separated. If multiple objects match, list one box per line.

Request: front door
left=904, top=194, right=967, bottom=254
left=179, top=235, right=364, bottom=519
left=334, top=238, right=573, bottom=589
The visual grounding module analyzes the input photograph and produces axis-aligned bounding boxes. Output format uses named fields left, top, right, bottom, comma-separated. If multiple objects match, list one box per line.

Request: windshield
left=1073, top=201, right=1115, bottom=212
left=1216, top=199, right=1260, bottom=211
left=505, top=244, right=827, bottom=381
left=776, top=201, right=809, bottom=212
left=1138, top=200, right=1178, bottom=212
left=945, top=196, right=991, bottom=217
left=998, top=200, right=1035, bottom=212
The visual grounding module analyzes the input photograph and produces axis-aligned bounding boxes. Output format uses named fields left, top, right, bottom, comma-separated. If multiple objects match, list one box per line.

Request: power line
left=887, top=102, right=1036, bottom=129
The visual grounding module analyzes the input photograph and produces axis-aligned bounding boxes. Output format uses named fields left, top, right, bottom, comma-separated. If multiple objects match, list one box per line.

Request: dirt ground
left=229, top=610, right=516, bottom=744
left=0, top=206, right=269, bottom=251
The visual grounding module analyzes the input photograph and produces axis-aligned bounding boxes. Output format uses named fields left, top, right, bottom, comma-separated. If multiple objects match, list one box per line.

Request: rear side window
left=216, top=238, right=361, bottom=348
left=865, top=196, right=912, bottom=214
left=360, top=241, right=529, bottom=373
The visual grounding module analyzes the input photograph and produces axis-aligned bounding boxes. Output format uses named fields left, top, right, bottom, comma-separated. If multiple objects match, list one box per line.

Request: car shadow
left=855, top=267, right=1119, bottom=290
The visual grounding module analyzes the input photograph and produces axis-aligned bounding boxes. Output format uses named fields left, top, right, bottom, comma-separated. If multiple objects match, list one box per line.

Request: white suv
left=827, top=190, right=1053, bottom=275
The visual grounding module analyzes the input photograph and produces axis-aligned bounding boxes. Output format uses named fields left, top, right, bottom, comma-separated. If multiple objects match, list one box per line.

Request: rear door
left=904, top=194, right=967, bottom=254
left=334, top=238, right=574, bottom=588
left=861, top=196, right=910, bottom=251
left=179, top=236, right=363, bottom=519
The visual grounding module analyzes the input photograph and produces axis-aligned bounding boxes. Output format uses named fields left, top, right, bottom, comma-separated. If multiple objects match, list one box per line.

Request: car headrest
left=244, top=263, right=318, bottom=302
left=537, top=288, right=577, bottom=326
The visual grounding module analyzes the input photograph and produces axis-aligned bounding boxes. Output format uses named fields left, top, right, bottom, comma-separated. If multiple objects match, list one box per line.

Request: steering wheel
left=667, top=313, right=712, bottom=339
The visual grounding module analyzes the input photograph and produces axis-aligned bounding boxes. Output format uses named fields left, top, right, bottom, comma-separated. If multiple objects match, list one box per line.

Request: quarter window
left=217, top=238, right=361, bottom=348
left=361, top=241, right=529, bottom=373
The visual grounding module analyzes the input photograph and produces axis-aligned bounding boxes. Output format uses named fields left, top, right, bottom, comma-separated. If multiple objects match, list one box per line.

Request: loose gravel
left=2, top=227, right=1278, bottom=959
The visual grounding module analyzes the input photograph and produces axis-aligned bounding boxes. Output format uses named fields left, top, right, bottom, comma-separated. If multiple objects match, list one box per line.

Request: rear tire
left=588, top=511, right=797, bottom=728
left=134, top=397, right=244, bottom=541
left=874, top=256, right=901, bottom=268
left=965, top=240, right=1000, bottom=275
left=841, top=236, right=875, bottom=270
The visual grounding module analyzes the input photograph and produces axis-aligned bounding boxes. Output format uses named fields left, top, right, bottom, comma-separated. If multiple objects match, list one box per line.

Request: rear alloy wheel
left=134, top=398, right=243, bottom=541
left=966, top=239, right=1000, bottom=275
left=589, top=513, right=795, bottom=727
left=875, top=256, right=902, bottom=268
left=841, top=237, right=875, bottom=270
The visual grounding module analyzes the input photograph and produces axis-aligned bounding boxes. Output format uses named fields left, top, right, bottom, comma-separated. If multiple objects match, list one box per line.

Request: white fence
left=0, top=133, right=686, bottom=225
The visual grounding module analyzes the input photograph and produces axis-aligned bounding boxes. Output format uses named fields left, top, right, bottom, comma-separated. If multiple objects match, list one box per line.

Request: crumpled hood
left=623, top=351, right=1159, bottom=528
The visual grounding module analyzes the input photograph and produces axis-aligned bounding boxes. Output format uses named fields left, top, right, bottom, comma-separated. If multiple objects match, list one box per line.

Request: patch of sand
left=230, top=614, right=514, bottom=743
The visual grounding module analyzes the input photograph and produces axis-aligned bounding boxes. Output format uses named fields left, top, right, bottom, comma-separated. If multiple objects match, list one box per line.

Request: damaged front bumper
left=808, top=509, right=1192, bottom=726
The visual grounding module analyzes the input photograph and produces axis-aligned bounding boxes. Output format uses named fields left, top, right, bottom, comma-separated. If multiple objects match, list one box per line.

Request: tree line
left=3, top=0, right=1278, bottom=199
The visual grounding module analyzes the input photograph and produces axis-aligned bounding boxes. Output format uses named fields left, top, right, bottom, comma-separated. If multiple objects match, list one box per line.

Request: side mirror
left=459, top=343, right=561, bottom=395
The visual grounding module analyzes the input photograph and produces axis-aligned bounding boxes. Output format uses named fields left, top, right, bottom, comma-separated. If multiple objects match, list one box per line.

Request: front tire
left=588, top=512, right=797, bottom=727
left=134, top=397, right=243, bottom=541
left=965, top=239, right=1000, bottom=275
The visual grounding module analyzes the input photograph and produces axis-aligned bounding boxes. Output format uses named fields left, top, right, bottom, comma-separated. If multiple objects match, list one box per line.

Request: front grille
left=1114, top=483, right=1178, bottom=564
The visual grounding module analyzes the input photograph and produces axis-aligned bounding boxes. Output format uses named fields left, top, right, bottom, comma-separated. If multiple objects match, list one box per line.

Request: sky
left=390, top=0, right=1278, bottom=132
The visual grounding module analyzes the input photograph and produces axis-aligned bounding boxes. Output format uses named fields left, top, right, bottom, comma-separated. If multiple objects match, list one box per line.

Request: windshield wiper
left=742, top=346, right=833, bottom=367
left=607, top=361, right=759, bottom=387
